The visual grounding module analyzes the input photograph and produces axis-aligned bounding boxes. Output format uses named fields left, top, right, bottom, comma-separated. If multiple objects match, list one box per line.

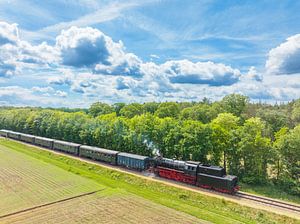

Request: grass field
left=0, top=139, right=299, bottom=224
left=240, top=182, right=300, bottom=204
left=1, top=190, right=205, bottom=224
left=0, top=141, right=207, bottom=224
left=0, top=144, right=104, bottom=217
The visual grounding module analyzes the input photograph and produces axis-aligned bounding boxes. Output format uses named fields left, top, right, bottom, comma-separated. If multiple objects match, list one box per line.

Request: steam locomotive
left=0, top=129, right=239, bottom=194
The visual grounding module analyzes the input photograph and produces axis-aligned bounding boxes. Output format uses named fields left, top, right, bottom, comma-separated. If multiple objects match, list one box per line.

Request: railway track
left=236, top=192, right=300, bottom=213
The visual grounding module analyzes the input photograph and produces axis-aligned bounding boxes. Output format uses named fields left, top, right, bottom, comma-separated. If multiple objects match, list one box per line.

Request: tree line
left=0, top=94, right=299, bottom=195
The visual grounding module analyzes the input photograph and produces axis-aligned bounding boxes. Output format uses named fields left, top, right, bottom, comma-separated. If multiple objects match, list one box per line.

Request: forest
left=0, top=94, right=299, bottom=196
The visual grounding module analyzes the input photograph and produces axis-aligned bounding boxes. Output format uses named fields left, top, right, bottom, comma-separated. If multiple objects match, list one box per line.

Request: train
left=0, top=129, right=239, bottom=194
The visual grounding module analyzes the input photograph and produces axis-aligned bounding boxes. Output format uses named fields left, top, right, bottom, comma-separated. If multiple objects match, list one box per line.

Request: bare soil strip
left=0, top=189, right=104, bottom=219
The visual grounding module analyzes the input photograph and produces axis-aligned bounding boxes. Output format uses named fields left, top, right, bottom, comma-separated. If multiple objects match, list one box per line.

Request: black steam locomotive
left=155, top=158, right=239, bottom=194
left=0, top=129, right=239, bottom=194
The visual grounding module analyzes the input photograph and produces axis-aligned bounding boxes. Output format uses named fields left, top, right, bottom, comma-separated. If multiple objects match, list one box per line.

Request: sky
left=0, top=0, right=300, bottom=108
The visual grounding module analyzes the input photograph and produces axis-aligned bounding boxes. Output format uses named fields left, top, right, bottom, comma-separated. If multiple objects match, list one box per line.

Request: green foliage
left=238, top=118, right=271, bottom=184
left=291, top=99, right=300, bottom=124
left=220, top=94, right=249, bottom=117
left=180, top=104, right=218, bottom=123
left=119, top=103, right=144, bottom=118
left=154, top=102, right=180, bottom=118
left=88, top=102, right=114, bottom=117
left=113, top=103, right=126, bottom=116
left=275, top=125, right=300, bottom=195
left=256, top=108, right=289, bottom=136
left=142, top=102, right=159, bottom=114
left=211, top=113, right=240, bottom=173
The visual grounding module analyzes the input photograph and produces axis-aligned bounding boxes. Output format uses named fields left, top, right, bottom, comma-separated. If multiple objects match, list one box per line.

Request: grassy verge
left=240, top=182, right=300, bottom=204
left=0, top=139, right=298, bottom=224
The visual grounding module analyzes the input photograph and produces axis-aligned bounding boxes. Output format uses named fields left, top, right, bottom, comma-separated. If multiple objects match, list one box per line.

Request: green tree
left=211, top=113, right=240, bottom=173
left=180, top=104, right=218, bottom=123
left=155, top=102, right=180, bottom=118
left=276, top=125, right=300, bottom=195
left=119, top=103, right=144, bottom=118
left=88, top=102, right=114, bottom=117
left=239, top=118, right=272, bottom=184
left=142, top=102, right=159, bottom=114
left=292, top=99, right=300, bottom=124
left=113, top=103, right=126, bottom=116
left=221, top=94, right=249, bottom=117
left=273, top=127, right=289, bottom=181
left=256, top=108, right=289, bottom=136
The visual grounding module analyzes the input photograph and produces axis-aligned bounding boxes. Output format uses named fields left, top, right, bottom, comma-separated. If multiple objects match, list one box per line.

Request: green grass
left=0, top=139, right=299, bottom=224
left=0, top=142, right=105, bottom=216
left=240, top=182, right=300, bottom=204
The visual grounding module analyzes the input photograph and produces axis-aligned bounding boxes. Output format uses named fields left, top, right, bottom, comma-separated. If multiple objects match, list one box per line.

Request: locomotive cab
left=184, top=161, right=200, bottom=176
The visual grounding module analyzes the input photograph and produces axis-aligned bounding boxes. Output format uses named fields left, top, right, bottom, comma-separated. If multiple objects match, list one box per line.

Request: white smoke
left=143, top=139, right=161, bottom=157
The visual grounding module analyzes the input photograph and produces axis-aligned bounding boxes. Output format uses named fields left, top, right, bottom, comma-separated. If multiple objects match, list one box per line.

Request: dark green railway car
left=117, top=152, right=150, bottom=170
left=7, top=131, right=21, bottom=140
left=53, top=140, right=80, bottom=155
left=20, top=133, right=35, bottom=143
left=79, top=145, right=119, bottom=165
left=34, top=136, right=54, bottom=149
left=0, top=129, right=9, bottom=137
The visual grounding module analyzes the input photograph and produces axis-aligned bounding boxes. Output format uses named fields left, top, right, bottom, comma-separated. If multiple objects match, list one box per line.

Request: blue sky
left=0, top=0, right=300, bottom=107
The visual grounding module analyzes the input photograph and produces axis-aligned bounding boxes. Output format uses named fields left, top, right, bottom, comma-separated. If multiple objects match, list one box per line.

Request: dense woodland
left=0, top=94, right=299, bottom=195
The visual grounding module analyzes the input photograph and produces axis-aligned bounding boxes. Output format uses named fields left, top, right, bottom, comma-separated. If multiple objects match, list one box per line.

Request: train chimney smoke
left=143, top=139, right=161, bottom=157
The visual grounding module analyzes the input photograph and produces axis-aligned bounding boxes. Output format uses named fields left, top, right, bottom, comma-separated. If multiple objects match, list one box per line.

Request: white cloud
left=55, top=90, right=67, bottom=98
left=0, top=21, right=19, bottom=45
left=1, top=20, right=300, bottom=105
left=0, top=21, right=58, bottom=77
left=0, top=86, right=67, bottom=107
left=161, top=60, right=241, bottom=86
left=31, top=86, right=55, bottom=93
left=56, top=26, right=143, bottom=77
left=266, top=34, right=300, bottom=75
left=242, top=66, right=262, bottom=82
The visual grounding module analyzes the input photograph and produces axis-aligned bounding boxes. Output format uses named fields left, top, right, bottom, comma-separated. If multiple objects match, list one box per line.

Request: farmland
left=0, top=140, right=205, bottom=223
left=0, top=139, right=299, bottom=223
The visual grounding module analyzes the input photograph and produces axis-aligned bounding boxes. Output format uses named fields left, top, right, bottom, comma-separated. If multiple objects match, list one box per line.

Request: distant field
left=0, top=141, right=205, bottom=224
left=0, top=139, right=298, bottom=224
left=0, top=144, right=104, bottom=217
left=1, top=191, right=204, bottom=224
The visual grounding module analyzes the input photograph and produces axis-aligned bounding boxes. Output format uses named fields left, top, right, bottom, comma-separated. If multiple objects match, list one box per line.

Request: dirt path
left=4, top=138, right=300, bottom=220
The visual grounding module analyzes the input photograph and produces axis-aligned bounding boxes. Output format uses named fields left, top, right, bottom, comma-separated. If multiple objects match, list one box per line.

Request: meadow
left=0, top=139, right=298, bottom=224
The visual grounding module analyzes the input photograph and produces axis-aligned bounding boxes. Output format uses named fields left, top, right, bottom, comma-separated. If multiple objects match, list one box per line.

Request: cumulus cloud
left=56, top=26, right=143, bottom=77
left=266, top=34, right=300, bottom=75
left=241, top=66, right=262, bottom=82
left=18, top=41, right=59, bottom=65
left=0, top=22, right=19, bottom=45
left=56, top=26, right=111, bottom=67
left=55, top=90, right=67, bottom=97
left=0, top=21, right=59, bottom=78
left=161, top=60, right=241, bottom=86
left=0, top=60, right=17, bottom=77
left=47, top=69, right=74, bottom=85
left=116, top=77, right=130, bottom=90
left=1, top=20, right=300, bottom=105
